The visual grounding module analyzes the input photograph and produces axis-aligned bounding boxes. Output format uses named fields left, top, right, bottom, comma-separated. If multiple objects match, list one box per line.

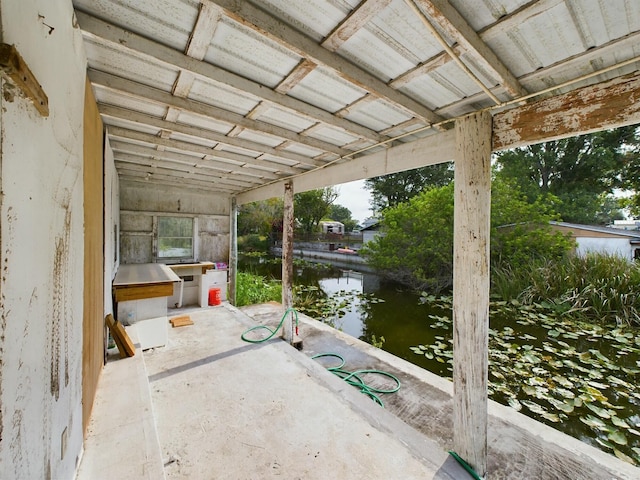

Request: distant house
left=320, top=220, right=344, bottom=235
left=611, top=219, right=640, bottom=231
left=361, top=220, right=382, bottom=244
left=550, top=221, right=640, bottom=261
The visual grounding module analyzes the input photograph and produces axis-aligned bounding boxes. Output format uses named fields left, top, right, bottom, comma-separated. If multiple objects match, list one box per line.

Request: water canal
left=239, top=254, right=640, bottom=466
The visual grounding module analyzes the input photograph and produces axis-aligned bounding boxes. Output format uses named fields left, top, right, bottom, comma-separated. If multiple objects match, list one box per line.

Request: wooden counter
left=166, top=261, right=214, bottom=276
left=113, top=263, right=181, bottom=302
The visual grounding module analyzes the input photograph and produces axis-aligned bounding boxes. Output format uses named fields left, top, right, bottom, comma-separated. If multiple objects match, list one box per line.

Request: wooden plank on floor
left=170, top=315, right=193, bottom=327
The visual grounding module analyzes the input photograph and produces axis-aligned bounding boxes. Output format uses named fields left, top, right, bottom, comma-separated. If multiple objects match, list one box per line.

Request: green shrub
left=235, top=272, right=282, bottom=307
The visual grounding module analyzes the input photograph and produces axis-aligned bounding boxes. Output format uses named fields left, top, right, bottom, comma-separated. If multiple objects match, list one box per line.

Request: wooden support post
left=281, top=180, right=294, bottom=344
left=229, top=196, right=238, bottom=306
left=453, top=110, right=492, bottom=478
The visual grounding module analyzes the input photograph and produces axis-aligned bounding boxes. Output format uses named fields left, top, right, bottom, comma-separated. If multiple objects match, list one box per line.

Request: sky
left=334, top=179, right=373, bottom=225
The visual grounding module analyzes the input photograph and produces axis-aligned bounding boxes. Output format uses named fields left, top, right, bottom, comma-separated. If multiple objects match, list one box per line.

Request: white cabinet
left=199, top=270, right=228, bottom=306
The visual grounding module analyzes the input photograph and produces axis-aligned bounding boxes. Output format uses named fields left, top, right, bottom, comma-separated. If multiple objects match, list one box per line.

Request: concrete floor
left=78, top=302, right=639, bottom=480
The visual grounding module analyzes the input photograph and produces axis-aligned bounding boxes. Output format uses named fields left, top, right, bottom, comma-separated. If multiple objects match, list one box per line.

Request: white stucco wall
left=0, top=1, right=87, bottom=478
left=576, top=237, right=634, bottom=261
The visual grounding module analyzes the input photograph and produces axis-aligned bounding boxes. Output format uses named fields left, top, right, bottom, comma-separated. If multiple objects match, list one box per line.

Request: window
left=157, top=216, right=194, bottom=260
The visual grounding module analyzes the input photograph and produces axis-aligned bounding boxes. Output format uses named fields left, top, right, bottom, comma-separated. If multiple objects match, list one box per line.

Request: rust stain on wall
left=0, top=205, right=16, bottom=444
left=50, top=206, right=71, bottom=400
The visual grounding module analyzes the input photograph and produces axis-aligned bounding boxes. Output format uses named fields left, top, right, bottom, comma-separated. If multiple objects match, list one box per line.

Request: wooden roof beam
left=98, top=104, right=322, bottom=168
left=274, top=59, right=317, bottom=94
left=76, top=11, right=384, bottom=144
left=89, top=69, right=351, bottom=157
left=110, top=141, right=281, bottom=181
left=411, top=0, right=527, bottom=99
left=238, top=71, right=640, bottom=204
left=206, top=0, right=443, bottom=125
left=321, top=0, right=394, bottom=52
left=108, top=126, right=304, bottom=175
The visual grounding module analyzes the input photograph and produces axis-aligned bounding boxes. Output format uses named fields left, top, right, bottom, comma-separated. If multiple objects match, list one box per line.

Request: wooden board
left=106, top=314, right=136, bottom=358
left=170, top=315, right=193, bottom=327
left=82, top=77, right=105, bottom=434
left=113, top=282, right=174, bottom=302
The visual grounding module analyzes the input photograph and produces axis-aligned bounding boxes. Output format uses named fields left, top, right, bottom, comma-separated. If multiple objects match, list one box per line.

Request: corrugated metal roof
left=72, top=0, right=640, bottom=197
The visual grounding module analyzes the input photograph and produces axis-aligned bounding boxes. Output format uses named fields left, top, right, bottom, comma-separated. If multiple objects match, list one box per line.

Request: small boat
left=336, top=247, right=357, bottom=255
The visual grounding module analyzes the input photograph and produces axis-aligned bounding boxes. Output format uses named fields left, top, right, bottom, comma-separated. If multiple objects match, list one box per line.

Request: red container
left=208, top=287, right=221, bottom=306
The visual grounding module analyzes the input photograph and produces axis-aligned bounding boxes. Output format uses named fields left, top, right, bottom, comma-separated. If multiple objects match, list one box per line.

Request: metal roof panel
left=206, top=17, right=301, bottom=89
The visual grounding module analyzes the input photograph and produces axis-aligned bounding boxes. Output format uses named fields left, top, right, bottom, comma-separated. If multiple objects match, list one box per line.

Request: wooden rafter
left=114, top=157, right=259, bottom=188
left=411, top=0, right=526, bottom=98
left=185, top=2, right=221, bottom=59
left=110, top=141, right=281, bottom=180
left=238, top=70, right=640, bottom=204
left=321, top=0, right=394, bottom=52
left=98, top=104, right=322, bottom=168
left=108, top=127, right=304, bottom=175
left=274, top=58, right=317, bottom=94
left=207, top=0, right=443, bottom=125
left=89, top=69, right=351, bottom=156
left=76, top=11, right=384, bottom=144
left=117, top=171, right=238, bottom=193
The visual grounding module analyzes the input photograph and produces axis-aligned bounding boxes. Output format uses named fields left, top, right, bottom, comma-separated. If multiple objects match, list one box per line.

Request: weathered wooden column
left=281, top=180, right=294, bottom=343
left=228, top=196, right=238, bottom=306
left=453, top=110, right=492, bottom=478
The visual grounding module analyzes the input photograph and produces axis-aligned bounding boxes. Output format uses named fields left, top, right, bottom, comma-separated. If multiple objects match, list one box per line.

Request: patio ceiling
left=73, top=0, right=640, bottom=201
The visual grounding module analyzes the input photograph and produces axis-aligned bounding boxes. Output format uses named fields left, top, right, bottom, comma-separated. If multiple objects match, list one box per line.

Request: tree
left=618, top=129, right=640, bottom=216
left=364, top=163, right=453, bottom=212
left=238, top=198, right=283, bottom=236
left=361, top=177, right=573, bottom=292
left=494, top=127, right=639, bottom=224
left=294, top=187, right=338, bottom=234
left=328, top=204, right=358, bottom=232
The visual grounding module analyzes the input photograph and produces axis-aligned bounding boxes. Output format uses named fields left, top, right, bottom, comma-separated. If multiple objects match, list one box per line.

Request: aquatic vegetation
left=293, top=285, right=384, bottom=327
left=411, top=295, right=640, bottom=465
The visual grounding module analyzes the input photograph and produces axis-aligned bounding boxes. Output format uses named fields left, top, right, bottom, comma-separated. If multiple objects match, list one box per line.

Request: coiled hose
left=311, top=352, right=400, bottom=407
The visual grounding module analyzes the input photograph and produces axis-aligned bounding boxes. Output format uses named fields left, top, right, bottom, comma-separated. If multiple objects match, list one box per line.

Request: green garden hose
left=448, top=451, right=483, bottom=480
left=241, top=307, right=299, bottom=343
left=311, top=352, right=401, bottom=407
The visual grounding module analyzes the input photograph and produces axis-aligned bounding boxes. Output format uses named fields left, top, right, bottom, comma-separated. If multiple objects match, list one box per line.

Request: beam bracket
left=0, top=43, right=49, bottom=116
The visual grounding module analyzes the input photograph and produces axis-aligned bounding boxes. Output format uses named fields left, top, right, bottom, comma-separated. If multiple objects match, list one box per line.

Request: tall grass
left=235, top=271, right=282, bottom=307
left=492, top=253, right=640, bottom=326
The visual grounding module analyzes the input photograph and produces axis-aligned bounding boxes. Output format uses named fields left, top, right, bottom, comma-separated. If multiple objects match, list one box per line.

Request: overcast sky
left=335, top=179, right=373, bottom=225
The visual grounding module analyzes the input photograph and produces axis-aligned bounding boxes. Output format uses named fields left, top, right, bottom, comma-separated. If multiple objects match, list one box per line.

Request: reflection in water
left=318, top=271, right=365, bottom=338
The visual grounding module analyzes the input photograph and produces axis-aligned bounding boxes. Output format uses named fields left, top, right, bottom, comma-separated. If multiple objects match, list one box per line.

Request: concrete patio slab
left=78, top=302, right=639, bottom=480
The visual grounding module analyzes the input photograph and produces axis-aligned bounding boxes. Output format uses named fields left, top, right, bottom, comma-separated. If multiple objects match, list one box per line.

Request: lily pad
left=608, top=430, right=628, bottom=446
left=580, top=415, right=606, bottom=429
left=611, top=416, right=629, bottom=429
left=507, top=397, right=522, bottom=411
left=585, top=403, right=612, bottom=419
